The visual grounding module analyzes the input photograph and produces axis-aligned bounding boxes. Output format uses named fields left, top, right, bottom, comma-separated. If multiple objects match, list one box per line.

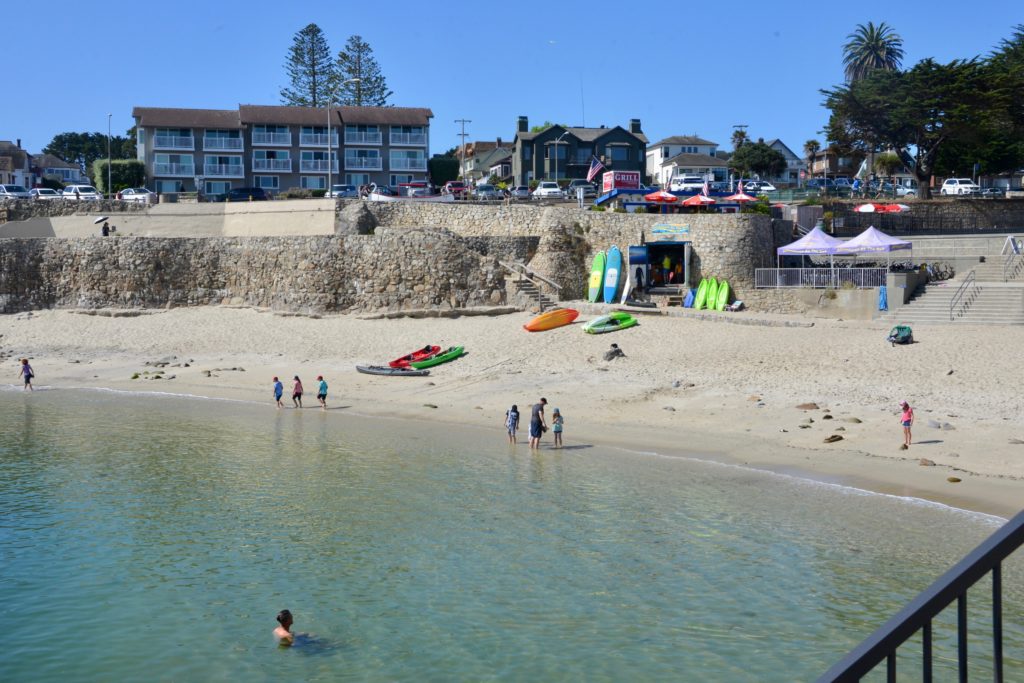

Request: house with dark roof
left=0, top=140, right=32, bottom=187
left=511, top=116, right=647, bottom=186
left=132, top=104, right=433, bottom=194
left=31, top=153, right=88, bottom=185
left=645, top=135, right=721, bottom=186
left=457, top=139, right=512, bottom=183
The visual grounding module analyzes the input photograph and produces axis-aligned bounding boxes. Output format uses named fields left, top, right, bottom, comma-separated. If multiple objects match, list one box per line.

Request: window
left=609, top=146, right=630, bottom=162
left=254, top=176, right=279, bottom=189
left=389, top=150, right=425, bottom=170
left=523, top=146, right=532, bottom=160
left=662, top=146, right=668, bottom=159
left=576, top=147, right=592, bottom=164
left=346, top=173, right=370, bottom=185
left=301, top=176, right=326, bottom=190
left=545, top=144, right=567, bottom=160
left=155, top=179, right=184, bottom=193
left=205, top=181, right=230, bottom=195
left=137, top=128, right=144, bottom=144
left=254, top=150, right=289, bottom=160
left=391, top=174, right=414, bottom=185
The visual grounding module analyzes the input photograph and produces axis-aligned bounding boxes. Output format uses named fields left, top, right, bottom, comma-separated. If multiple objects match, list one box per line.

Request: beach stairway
left=513, top=278, right=557, bottom=312
left=499, top=260, right=561, bottom=312
left=883, top=271, right=1024, bottom=325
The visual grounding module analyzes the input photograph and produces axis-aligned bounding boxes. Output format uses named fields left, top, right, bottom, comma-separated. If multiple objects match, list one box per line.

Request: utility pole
left=455, top=118, right=471, bottom=182
left=731, top=124, right=748, bottom=190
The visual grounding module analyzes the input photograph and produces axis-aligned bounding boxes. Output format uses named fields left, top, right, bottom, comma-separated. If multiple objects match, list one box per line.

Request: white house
left=645, top=135, right=725, bottom=186
left=765, top=139, right=806, bottom=186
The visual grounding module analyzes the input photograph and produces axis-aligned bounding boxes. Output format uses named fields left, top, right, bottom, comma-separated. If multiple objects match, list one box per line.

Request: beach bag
left=887, top=325, right=913, bottom=346
left=683, top=288, right=695, bottom=308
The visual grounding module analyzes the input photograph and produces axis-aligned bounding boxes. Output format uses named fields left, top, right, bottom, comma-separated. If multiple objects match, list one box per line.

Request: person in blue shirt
left=272, top=376, right=284, bottom=409
left=316, top=375, right=328, bottom=410
left=852, top=177, right=862, bottom=197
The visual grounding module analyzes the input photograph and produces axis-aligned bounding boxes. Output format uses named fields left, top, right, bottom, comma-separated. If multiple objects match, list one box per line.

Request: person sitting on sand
left=292, top=376, right=303, bottom=409
left=272, top=376, right=284, bottom=408
left=274, top=609, right=295, bottom=646
left=899, top=400, right=914, bottom=449
left=505, top=404, right=520, bottom=444
left=316, top=375, right=328, bottom=410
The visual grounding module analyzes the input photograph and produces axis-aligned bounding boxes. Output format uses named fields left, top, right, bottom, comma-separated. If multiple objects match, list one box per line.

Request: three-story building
left=132, top=104, right=433, bottom=194
left=511, top=116, right=647, bottom=186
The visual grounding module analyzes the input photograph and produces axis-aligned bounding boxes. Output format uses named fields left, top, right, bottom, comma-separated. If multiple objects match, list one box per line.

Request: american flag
left=738, top=180, right=745, bottom=194
left=701, top=180, right=711, bottom=197
left=586, top=156, right=605, bottom=183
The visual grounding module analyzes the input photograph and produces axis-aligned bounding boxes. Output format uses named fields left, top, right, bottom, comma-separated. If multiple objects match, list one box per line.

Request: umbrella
left=93, top=216, right=111, bottom=224
left=724, top=191, right=757, bottom=202
left=856, top=203, right=911, bottom=214
left=644, top=189, right=678, bottom=203
left=854, top=203, right=878, bottom=213
left=682, top=194, right=716, bottom=207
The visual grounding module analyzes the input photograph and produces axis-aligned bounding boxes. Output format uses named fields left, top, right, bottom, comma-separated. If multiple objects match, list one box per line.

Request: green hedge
left=92, top=159, right=145, bottom=194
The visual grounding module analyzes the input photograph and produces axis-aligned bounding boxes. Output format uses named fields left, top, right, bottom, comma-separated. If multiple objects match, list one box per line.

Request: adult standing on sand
left=272, top=376, right=284, bottom=408
left=292, top=376, right=304, bottom=409
left=899, top=400, right=914, bottom=449
left=19, top=358, right=34, bottom=391
left=529, top=398, right=547, bottom=449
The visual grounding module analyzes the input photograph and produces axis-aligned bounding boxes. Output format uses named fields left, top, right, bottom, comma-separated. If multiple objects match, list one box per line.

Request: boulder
left=796, top=402, right=820, bottom=410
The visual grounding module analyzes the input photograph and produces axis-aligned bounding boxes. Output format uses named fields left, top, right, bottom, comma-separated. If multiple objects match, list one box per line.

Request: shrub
left=311, top=189, right=327, bottom=198
left=279, top=188, right=313, bottom=199
left=590, top=206, right=606, bottom=212
left=613, top=207, right=626, bottom=213
left=92, top=159, right=145, bottom=194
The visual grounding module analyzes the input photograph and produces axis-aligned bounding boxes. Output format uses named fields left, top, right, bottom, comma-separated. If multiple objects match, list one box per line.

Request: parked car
left=62, top=184, right=102, bottom=200
left=941, top=178, right=981, bottom=196
left=442, top=181, right=469, bottom=199
left=473, top=184, right=504, bottom=200
left=669, top=175, right=705, bottom=192
left=118, top=187, right=157, bottom=204
left=745, top=181, right=777, bottom=193
left=28, top=187, right=62, bottom=200
left=806, top=178, right=836, bottom=190
left=0, top=184, right=32, bottom=199
left=508, top=185, right=530, bottom=200
left=980, top=187, right=1006, bottom=198
left=895, top=181, right=918, bottom=197
left=532, top=181, right=565, bottom=199
left=868, top=180, right=896, bottom=195
left=225, top=187, right=268, bottom=202
left=326, top=184, right=359, bottom=198
left=565, top=179, right=597, bottom=198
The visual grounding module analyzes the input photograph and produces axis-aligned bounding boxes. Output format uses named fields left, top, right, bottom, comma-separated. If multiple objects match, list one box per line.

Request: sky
left=4, top=2, right=1022, bottom=157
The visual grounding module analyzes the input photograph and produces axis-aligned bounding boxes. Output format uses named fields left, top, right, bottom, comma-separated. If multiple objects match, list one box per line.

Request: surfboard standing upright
left=603, top=246, right=623, bottom=305
left=588, top=252, right=606, bottom=303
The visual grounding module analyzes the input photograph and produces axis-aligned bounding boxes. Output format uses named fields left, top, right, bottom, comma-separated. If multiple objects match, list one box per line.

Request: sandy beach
left=4, top=305, right=1023, bottom=518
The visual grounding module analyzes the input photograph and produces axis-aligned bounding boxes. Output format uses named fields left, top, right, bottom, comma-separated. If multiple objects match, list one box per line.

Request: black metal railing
left=818, top=509, right=1024, bottom=682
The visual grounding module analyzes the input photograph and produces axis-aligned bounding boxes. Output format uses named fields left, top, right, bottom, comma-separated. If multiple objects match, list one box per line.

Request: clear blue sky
left=6, top=2, right=1021, bottom=156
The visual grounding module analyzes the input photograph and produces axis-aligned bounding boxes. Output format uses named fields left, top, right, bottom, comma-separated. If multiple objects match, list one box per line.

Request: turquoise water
left=0, top=388, right=1021, bottom=682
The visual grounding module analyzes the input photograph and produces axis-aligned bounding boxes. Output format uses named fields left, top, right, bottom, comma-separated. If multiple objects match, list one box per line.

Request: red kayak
left=388, top=345, right=441, bottom=368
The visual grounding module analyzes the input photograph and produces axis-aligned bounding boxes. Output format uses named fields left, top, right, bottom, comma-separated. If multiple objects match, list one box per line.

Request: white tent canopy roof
left=834, top=226, right=912, bottom=254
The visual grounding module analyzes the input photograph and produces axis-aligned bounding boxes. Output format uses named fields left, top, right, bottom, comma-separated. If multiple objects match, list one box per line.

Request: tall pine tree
left=335, top=35, right=393, bottom=106
left=280, top=23, right=336, bottom=107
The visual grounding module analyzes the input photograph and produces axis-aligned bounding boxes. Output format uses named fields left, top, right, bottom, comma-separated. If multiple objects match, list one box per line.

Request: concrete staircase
left=884, top=258, right=1024, bottom=325
left=513, top=278, right=557, bottom=311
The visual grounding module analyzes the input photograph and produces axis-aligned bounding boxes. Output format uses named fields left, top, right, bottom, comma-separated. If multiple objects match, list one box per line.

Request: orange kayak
left=523, top=308, right=579, bottom=332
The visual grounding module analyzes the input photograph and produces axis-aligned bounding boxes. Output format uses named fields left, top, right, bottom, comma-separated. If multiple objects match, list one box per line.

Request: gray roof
left=650, top=135, right=717, bottom=147
left=518, top=125, right=648, bottom=144
left=132, top=107, right=242, bottom=128
left=240, top=104, right=433, bottom=126
left=31, top=153, right=79, bottom=170
left=663, top=152, right=728, bottom=167
left=766, top=138, right=800, bottom=160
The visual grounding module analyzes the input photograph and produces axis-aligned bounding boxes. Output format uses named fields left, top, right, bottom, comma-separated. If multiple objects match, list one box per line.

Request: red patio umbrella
left=724, top=191, right=757, bottom=202
left=644, top=189, right=678, bottom=203
left=682, top=194, right=716, bottom=207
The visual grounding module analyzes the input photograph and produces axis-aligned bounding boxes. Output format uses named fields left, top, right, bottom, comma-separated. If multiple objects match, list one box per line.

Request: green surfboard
left=706, top=278, right=719, bottom=311
left=588, top=252, right=606, bottom=303
left=693, top=278, right=709, bottom=310
left=716, top=280, right=730, bottom=311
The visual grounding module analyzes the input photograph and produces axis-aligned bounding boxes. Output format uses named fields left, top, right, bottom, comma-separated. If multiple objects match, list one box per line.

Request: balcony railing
left=390, top=157, right=427, bottom=171
left=389, top=132, right=426, bottom=146
left=345, top=131, right=382, bottom=145
left=153, top=135, right=194, bottom=150
left=252, top=132, right=292, bottom=146
left=153, top=162, right=195, bottom=176
left=300, top=160, right=339, bottom=172
left=253, top=158, right=292, bottom=172
left=345, top=156, right=382, bottom=170
left=203, top=136, right=243, bottom=151
left=204, top=163, right=244, bottom=177
left=299, top=133, right=339, bottom=147
left=755, top=268, right=887, bottom=289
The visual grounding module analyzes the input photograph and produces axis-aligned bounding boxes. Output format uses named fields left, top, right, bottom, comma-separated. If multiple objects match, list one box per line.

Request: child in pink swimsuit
left=899, top=400, right=914, bottom=449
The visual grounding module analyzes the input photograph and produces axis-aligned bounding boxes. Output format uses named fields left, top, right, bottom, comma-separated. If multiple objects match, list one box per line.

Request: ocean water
left=0, top=388, right=1021, bottom=682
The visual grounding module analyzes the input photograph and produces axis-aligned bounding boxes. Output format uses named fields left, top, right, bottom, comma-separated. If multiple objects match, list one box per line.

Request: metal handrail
left=818, top=508, right=1024, bottom=682
left=949, top=270, right=977, bottom=321
left=498, top=260, right=562, bottom=292
left=1001, top=236, right=1022, bottom=282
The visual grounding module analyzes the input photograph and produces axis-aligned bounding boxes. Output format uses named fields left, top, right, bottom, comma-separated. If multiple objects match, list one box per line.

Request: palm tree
left=731, top=128, right=749, bottom=151
left=803, top=139, right=821, bottom=177
left=842, top=22, right=905, bottom=82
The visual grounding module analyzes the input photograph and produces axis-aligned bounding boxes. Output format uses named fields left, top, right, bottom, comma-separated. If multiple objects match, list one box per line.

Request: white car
left=118, top=187, right=157, bottom=204
left=940, top=178, right=981, bottom=196
left=0, top=184, right=31, bottom=199
left=669, top=175, right=705, bottom=192
left=532, top=181, right=564, bottom=199
left=62, top=184, right=102, bottom=200
left=29, top=187, right=62, bottom=200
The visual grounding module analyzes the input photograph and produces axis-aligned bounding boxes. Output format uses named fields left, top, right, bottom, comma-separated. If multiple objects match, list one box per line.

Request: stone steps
left=884, top=280, right=1024, bottom=324
left=514, top=280, right=557, bottom=312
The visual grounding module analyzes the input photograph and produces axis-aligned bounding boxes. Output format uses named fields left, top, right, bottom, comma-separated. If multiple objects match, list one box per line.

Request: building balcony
left=345, top=132, right=382, bottom=145
left=153, top=163, right=195, bottom=177
left=153, top=135, right=194, bottom=150
left=252, top=132, right=292, bottom=146
left=253, top=159, right=293, bottom=172
left=390, top=157, right=427, bottom=171
left=203, top=137, right=243, bottom=151
left=389, top=132, right=426, bottom=146
left=300, top=160, right=339, bottom=173
left=204, top=164, right=245, bottom=177
left=345, top=157, right=382, bottom=171
left=299, top=133, right=339, bottom=147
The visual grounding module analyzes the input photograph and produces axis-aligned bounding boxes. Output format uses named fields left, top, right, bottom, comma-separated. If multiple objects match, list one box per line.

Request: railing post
left=993, top=563, right=1003, bottom=683
left=957, top=594, right=968, bottom=683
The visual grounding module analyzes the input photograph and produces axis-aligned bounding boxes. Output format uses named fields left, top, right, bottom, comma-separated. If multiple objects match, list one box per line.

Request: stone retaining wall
left=0, top=229, right=506, bottom=314
left=0, top=198, right=145, bottom=222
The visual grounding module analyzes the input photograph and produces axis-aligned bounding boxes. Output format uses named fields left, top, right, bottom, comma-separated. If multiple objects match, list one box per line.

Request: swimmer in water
left=274, top=609, right=295, bottom=646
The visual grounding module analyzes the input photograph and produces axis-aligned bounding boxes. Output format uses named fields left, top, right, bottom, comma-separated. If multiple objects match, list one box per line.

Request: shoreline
left=3, top=306, right=1023, bottom=519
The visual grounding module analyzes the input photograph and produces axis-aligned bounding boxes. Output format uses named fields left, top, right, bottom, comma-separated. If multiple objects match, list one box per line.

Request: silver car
left=0, top=184, right=31, bottom=199
left=118, top=188, right=157, bottom=204
left=28, top=187, right=62, bottom=200
left=473, top=184, right=504, bottom=200
left=62, top=184, right=102, bottom=200
left=326, top=184, right=359, bottom=198
left=508, top=185, right=530, bottom=200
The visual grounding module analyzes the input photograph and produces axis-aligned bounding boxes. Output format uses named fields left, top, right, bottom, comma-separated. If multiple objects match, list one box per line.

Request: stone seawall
left=0, top=198, right=145, bottom=222
left=0, top=229, right=506, bottom=315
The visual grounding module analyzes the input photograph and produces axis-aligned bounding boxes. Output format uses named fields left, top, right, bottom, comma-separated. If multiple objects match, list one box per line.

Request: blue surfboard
left=603, top=245, right=623, bottom=304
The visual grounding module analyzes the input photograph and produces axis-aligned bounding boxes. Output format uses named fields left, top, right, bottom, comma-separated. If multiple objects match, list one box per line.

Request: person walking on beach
left=274, top=609, right=295, bottom=646
left=19, top=358, right=34, bottom=391
left=505, top=404, right=520, bottom=444
left=292, top=376, right=304, bottom=409
left=272, top=376, right=284, bottom=408
left=552, top=408, right=564, bottom=448
left=316, top=375, right=328, bottom=410
left=899, top=400, right=914, bottom=449
left=529, top=398, right=547, bottom=449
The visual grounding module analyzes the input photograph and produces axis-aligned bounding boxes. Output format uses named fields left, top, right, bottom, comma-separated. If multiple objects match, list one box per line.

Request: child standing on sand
left=272, top=376, right=284, bottom=408
left=552, top=408, right=564, bottom=448
left=899, top=400, right=914, bottom=449
left=292, top=376, right=304, bottom=409
left=20, top=358, right=34, bottom=391
left=505, top=404, right=520, bottom=444
left=316, top=375, right=328, bottom=410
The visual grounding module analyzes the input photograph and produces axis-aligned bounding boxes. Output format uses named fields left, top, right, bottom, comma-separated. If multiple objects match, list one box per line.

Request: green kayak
left=410, top=345, right=465, bottom=369
left=582, top=312, right=638, bottom=334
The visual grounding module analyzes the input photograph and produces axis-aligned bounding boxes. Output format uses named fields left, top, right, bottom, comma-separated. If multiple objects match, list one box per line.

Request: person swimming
left=274, top=609, right=295, bottom=646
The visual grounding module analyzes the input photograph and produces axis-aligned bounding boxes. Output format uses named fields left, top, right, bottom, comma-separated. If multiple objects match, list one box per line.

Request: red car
left=442, top=181, right=468, bottom=199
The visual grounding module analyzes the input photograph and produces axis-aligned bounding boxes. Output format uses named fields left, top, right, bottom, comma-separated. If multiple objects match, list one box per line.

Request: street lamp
left=327, top=78, right=360, bottom=196
left=107, top=114, right=112, bottom=199
left=553, top=131, right=569, bottom=184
